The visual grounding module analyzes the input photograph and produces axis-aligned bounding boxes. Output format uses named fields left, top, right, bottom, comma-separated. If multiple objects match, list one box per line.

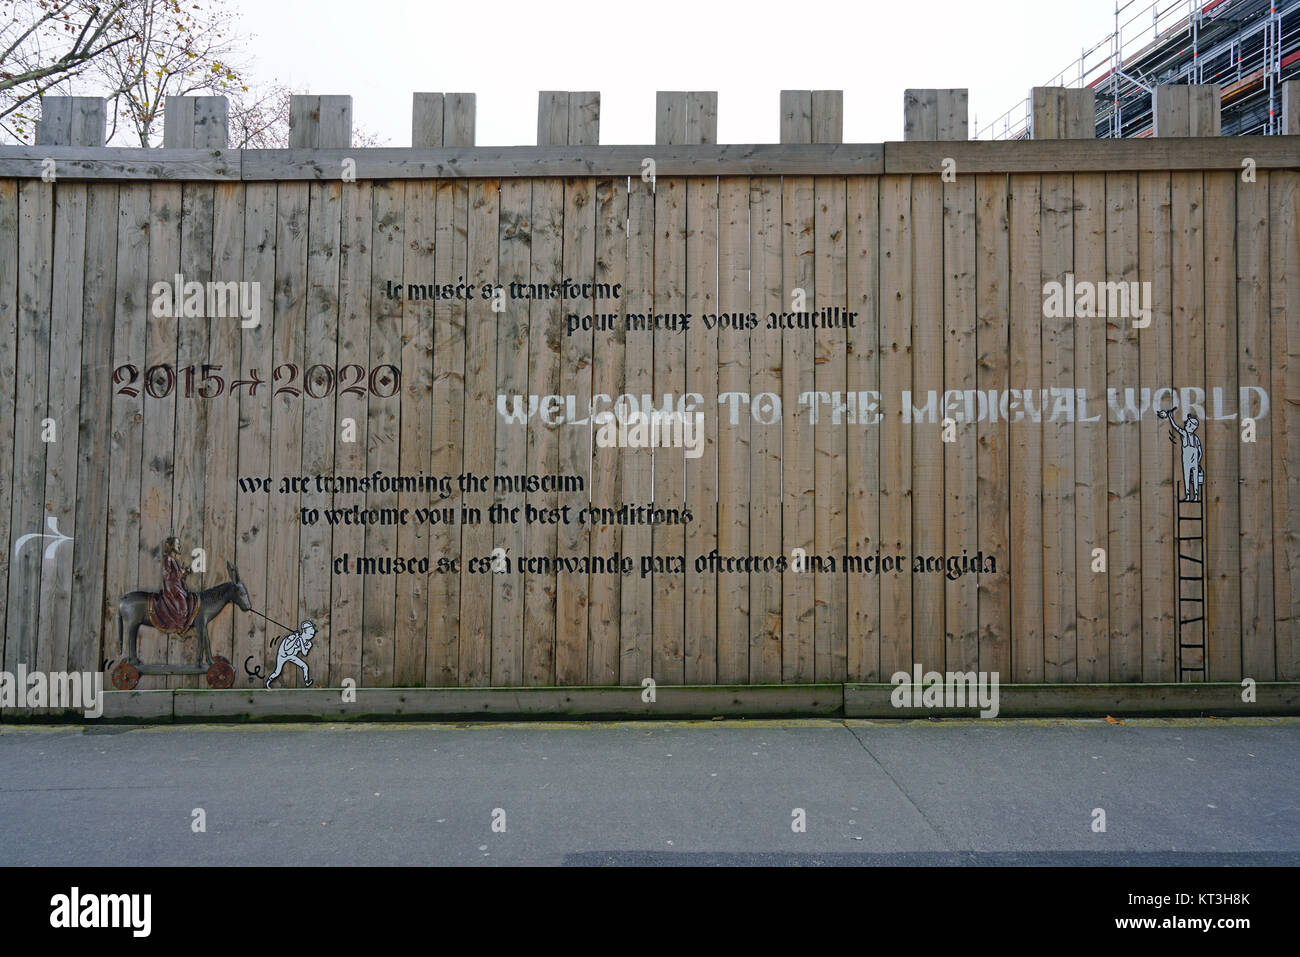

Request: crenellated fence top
left=2, top=85, right=1297, bottom=181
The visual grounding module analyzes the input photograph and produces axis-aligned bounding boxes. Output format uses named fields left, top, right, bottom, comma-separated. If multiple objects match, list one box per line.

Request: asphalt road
left=1, top=717, right=1296, bottom=866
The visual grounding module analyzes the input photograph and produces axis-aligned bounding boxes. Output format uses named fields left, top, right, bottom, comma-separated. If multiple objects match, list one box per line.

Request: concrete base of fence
left=844, top=682, right=1300, bottom=718
left=1, top=682, right=1296, bottom=724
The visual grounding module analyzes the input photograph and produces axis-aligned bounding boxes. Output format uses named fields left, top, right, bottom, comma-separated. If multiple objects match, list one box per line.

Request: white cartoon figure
left=266, top=620, right=316, bottom=688
left=1157, top=405, right=1204, bottom=502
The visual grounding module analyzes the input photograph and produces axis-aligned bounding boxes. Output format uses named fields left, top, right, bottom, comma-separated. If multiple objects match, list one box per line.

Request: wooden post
left=412, top=93, right=477, bottom=147
left=1282, top=80, right=1299, bottom=135
left=162, top=96, right=229, bottom=148
left=36, top=96, right=106, bottom=146
left=1030, top=87, right=1095, bottom=139
left=288, top=94, right=353, bottom=148
left=537, top=92, right=600, bottom=146
left=778, top=90, right=844, bottom=144
left=655, top=91, right=717, bottom=145
left=903, top=89, right=968, bottom=140
left=1153, top=84, right=1221, bottom=137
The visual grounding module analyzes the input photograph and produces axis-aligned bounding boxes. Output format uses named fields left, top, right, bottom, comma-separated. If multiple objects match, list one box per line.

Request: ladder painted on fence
left=1175, top=483, right=1207, bottom=682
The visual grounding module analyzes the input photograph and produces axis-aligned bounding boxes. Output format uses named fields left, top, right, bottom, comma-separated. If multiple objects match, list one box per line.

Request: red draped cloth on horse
left=150, top=552, right=198, bottom=633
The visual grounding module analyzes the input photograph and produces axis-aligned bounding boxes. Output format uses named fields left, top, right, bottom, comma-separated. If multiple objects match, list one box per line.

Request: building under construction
left=979, top=0, right=1300, bottom=138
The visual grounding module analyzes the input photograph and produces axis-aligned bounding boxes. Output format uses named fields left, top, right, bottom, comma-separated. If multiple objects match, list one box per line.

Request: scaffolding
left=975, top=0, right=1300, bottom=139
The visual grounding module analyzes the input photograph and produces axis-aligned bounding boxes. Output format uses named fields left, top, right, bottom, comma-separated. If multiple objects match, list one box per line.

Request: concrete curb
left=2, top=682, right=1295, bottom=724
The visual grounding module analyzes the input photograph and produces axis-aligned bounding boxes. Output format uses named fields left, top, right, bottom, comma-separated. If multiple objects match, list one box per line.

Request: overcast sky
left=228, top=0, right=1124, bottom=145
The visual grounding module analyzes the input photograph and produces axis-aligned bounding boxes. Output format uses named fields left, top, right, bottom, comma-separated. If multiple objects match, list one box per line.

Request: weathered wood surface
left=1, top=137, right=1297, bottom=694
left=6, top=139, right=1300, bottom=183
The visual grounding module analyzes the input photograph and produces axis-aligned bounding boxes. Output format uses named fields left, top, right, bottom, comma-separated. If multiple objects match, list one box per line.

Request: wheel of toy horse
left=206, top=656, right=235, bottom=690
left=111, top=660, right=141, bottom=691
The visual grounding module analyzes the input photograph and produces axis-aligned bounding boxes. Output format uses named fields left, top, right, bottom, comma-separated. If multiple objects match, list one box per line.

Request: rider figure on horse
left=151, top=536, right=199, bottom=633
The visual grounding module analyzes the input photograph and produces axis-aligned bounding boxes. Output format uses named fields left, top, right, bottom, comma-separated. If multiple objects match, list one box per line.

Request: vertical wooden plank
left=0, top=182, right=19, bottom=670
left=652, top=174, right=686, bottom=684
left=568, top=92, right=600, bottom=145
left=427, top=180, right=465, bottom=684
left=781, top=173, right=815, bottom=683
left=192, top=97, right=228, bottom=149
left=846, top=176, right=881, bottom=681
left=1171, top=169, right=1206, bottom=678
left=412, top=94, right=445, bottom=148
left=135, top=184, right=180, bottom=689
left=1154, top=86, right=1190, bottom=138
left=937, top=89, right=969, bottom=141
left=70, top=97, right=106, bottom=146
left=1204, top=171, right=1240, bottom=681
left=748, top=177, right=783, bottom=683
left=555, top=176, right=591, bottom=685
left=1271, top=171, right=1299, bottom=679
left=1187, top=86, right=1221, bottom=137
left=1283, top=81, right=1300, bottom=135
left=1138, top=171, right=1176, bottom=681
left=911, top=176, right=944, bottom=674
left=1040, top=172, right=1076, bottom=682
left=1237, top=173, right=1274, bottom=680
left=330, top=183, right=371, bottom=686
left=620, top=177, right=654, bottom=685
left=459, top=178, right=498, bottom=685
left=716, top=176, right=750, bottom=683
left=1030, top=88, right=1058, bottom=140
left=493, top=178, right=531, bottom=686
left=317, top=96, right=352, bottom=148
left=810, top=91, right=843, bottom=144
left=394, top=179, right=433, bottom=685
left=976, top=174, right=1012, bottom=678
left=684, top=174, right=719, bottom=684
left=163, top=96, right=196, bottom=149
left=537, top=92, right=569, bottom=147
left=1073, top=171, right=1109, bottom=681
left=813, top=175, right=848, bottom=682
left=233, top=183, right=275, bottom=685
left=944, top=175, right=978, bottom=674
left=1105, top=172, right=1143, bottom=681
left=903, top=90, right=939, bottom=141
left=104, top=186, right=150, bottom=662
left=288, top=96, right=321, bottom=149
left=170, top=182, right=213, bottom=687
left=879, top=175, right=913, bottom=678
left=362, top=181, right=403, bottom=686
left=685, top=93, right=717, bottom=144
left=201, top=181, right=243, bottom=670
left=4, top=182, right=52, bottom=675
left=443, top=94, right=477, bottom=147
left=67, top=184, right=117, bottom=672
left=37, top=98, right=73, bottom=145
left=522, top=178, right=560, bottom=686
left=37, top=184, right=86, bottom=675
left=780, top=91, right=813, bottom=146
left=299, top=182, right=341, bottom=683
left=588, top=175, right=625, bottom=684
left=263, top=185, right=308, bottom=682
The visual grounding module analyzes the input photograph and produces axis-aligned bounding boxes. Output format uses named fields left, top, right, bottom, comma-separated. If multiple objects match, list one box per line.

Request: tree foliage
left=0, top=0, right=384, bottom=146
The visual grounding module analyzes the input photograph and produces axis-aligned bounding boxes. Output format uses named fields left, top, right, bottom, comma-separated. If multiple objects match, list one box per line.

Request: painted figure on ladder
left=1157, top=404, right=1204, bottom=502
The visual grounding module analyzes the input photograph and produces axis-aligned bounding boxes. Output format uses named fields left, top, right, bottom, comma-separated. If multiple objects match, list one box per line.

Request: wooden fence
left=0, top=85, right=1297, bottom=691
